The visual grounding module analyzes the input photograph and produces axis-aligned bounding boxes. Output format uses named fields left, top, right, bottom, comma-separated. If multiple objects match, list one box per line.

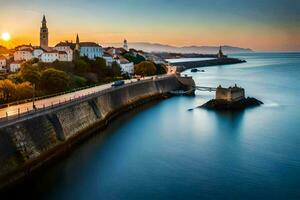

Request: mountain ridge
left=103, top=42, right=254, bottom=54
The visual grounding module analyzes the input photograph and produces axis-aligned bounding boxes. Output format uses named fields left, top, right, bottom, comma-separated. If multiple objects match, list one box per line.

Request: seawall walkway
left=0, top=74, right=191, bottom=190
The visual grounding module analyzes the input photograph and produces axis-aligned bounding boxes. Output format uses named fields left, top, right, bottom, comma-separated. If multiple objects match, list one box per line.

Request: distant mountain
left=103, top=42, right=254, bottom=54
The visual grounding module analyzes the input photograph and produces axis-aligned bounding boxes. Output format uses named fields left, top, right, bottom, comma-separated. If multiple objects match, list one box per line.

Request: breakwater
left=0, top=75, right=192, bottom=190
left=172, top=58, right=246, bottom=72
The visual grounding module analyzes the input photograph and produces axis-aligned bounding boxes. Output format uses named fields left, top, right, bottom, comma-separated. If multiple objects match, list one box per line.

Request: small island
left=201, top=84, right=263, bottom=110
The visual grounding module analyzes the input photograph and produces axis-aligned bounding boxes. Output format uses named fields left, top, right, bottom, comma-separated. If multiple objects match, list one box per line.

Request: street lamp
left=33, top=84, right=36, bottom=109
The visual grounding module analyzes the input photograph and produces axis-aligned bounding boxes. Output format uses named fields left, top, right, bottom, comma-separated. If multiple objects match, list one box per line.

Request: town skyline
left=0, top=0, right=299, bottom=52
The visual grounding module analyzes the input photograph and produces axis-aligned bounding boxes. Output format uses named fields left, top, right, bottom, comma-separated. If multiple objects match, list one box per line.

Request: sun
left=1, top=32, right=11, bottom=41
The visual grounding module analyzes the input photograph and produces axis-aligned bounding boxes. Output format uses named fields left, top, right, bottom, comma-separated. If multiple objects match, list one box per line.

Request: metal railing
left=0, top=74, right=174, bottom=123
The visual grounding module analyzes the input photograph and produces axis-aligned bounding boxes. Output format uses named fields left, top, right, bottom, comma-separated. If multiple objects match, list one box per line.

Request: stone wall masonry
left=0, top=75, right=183, bottom=189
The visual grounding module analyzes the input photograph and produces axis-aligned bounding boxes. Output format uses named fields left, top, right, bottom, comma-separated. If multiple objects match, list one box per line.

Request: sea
left=4, top=53, right=300, bottom=200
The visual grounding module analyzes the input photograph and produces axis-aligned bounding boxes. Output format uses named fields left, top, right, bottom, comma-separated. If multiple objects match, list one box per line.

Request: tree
left=14, top=82, right=33, bottom=101
left=19, top=64, right=41, bottom=86
left=74, top=59, right=89, bottom=75
left=155, top=63, right=167, bottom=75
left=123, top=53, right=145, bottom=64
left=0, top=79, right=16, bottom=102
left=111, top=61, right=122, bottom=77
left=134, top=61, right=157, bottom=76
left=91, top=57, right=107, bottom=78
left=40, top=68, right=69, bottom=93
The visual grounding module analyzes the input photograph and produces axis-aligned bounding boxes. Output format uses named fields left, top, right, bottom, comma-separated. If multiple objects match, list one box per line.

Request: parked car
left=111, top=80, right=125, bottom=87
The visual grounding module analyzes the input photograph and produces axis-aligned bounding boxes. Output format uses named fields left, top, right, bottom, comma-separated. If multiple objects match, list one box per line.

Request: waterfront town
left=0, top=15, right=233, bottom=106
left=1, top=0, right=299, bottom=198
left=0, top=15, right=167, bottom=74
left=0, top=16, right=178, bottom=104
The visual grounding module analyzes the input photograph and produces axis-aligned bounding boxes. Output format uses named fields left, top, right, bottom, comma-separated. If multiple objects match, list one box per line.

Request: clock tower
left=40, top=15, right=48, bottom=49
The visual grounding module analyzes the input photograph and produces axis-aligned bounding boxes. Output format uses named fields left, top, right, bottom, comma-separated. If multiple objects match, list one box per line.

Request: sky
left=0, top=0, right=299, bottom=51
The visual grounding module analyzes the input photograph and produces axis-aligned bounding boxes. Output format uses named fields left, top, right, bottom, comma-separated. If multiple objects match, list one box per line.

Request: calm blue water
left=7, top=53, right=300, bottom=199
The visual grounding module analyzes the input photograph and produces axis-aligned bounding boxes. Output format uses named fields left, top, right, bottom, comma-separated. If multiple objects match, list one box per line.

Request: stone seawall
left=0, top=76, right=182, bottom=189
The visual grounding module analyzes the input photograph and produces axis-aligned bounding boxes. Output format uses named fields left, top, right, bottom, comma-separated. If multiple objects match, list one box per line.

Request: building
left=41, top=50, right=59, bottom=63
left=79, top=42, right=103, bottom=59
left=216, top=84, right=245, bottom=102
left=40, top=15, right=49, bottom=50
left=123, top=39, right=128, bottom=51
left=0, top=55, right=6, bottom=72
left=115, top=56, right=134, bottom=75
left=14, top=48, right=33, bottom=61
left=0, top=55, right=6, bottom=68
left=54, top=41, right=74, bottom=61
left=105, top=47, right=127, bottom=57
left=15, top=44, right=34, bottom=51
left=103, top=52, right=114, bottom=66
left=9, top=61, right=23, bottom=72
left=74, top=34, right=103, bottom=60
left=58, top=51, right=68, bottom=61
left=33, top=47, right=44, bottom=58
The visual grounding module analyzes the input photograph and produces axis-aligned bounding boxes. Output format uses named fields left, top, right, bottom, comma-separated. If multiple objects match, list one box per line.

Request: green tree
left=91, top=57, right=107, bottom=78
left=123, top=53, right=145, bottom=64
left=40, top=68, right=69, bottom=93
left=74, top=59, right=89, bottom=75
left=19, top=64, right=41, bottom=86
left=134, top=61, right=157, bottom=76
left=111, top=61, right=122, bottom=77
left=155, top=63, right=167, bottom=75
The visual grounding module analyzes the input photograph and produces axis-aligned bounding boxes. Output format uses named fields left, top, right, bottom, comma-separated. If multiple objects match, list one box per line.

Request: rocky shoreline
left=200, top=97, right=263, bottom=110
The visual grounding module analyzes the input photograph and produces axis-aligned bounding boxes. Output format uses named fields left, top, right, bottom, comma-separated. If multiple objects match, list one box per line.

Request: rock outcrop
left=200, top=97, right=263, bottom=110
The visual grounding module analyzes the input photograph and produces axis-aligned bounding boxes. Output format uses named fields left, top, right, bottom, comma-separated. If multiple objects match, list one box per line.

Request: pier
left=194, top=86, right=216, bottom=92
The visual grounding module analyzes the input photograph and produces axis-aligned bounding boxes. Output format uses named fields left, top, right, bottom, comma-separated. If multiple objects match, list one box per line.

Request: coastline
left=0, top=75, right=193, bottom=191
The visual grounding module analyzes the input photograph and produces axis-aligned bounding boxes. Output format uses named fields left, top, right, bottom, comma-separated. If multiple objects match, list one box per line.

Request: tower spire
left=76, top=33, right=80, bottom=44
left=42, top=15, right=46, bottom=23
left=75, top=33, right=80, bottom=50
left=74, top=33, right=80, bottom=61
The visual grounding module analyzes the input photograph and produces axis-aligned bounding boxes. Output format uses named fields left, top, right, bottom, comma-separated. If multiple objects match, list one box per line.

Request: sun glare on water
left=1, top=32, right=11, bottom=41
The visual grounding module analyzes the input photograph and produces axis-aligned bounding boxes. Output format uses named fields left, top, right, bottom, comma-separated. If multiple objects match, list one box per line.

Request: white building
left=80, top=42, right=103, bottom=59
left=33, top=48, right=44, bottom=58
left=41, top=50, right=59, bottom=63
left=120, top=62, right=134, bottom=75
left=115, top=56, right=134, bottom=75
left=58, top=51, right=68, bottom=61
left=103, top=52, right=114, bottom=66
left=14, top=49, right=33, bottom=61
left=55, top=42, right=74, bottom=61
left=10, top=61, right=23, bottom=72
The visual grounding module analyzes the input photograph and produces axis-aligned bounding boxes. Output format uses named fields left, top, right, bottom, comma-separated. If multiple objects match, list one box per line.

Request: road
left=0, top=76, right=163, bottom=120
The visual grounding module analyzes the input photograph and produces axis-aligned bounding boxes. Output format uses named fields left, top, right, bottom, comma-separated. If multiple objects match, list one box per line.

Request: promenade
left=0, top=76, right=165, bottom=122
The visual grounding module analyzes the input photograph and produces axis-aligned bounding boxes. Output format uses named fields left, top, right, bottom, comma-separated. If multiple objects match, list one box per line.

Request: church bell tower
left=40, top=15, right=49, bottom=49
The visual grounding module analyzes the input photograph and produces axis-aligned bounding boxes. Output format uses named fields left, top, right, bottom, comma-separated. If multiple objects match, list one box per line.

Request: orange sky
left=0, top=0, right=299, bottom=51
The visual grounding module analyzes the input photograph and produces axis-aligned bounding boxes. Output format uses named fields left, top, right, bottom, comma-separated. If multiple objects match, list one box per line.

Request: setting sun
left=1, top=32, right=11, bottom=41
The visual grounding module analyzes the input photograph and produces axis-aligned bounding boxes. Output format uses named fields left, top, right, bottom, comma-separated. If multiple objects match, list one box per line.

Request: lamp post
left=33, top=84, right=36, bottom=109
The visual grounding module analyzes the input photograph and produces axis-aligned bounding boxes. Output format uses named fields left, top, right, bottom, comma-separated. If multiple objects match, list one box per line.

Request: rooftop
left=80, top=42, right=101, bottom=47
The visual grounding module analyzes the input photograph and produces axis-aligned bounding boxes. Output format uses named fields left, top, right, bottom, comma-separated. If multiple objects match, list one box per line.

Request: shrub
left=134, top=61, right=157, bottom=76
